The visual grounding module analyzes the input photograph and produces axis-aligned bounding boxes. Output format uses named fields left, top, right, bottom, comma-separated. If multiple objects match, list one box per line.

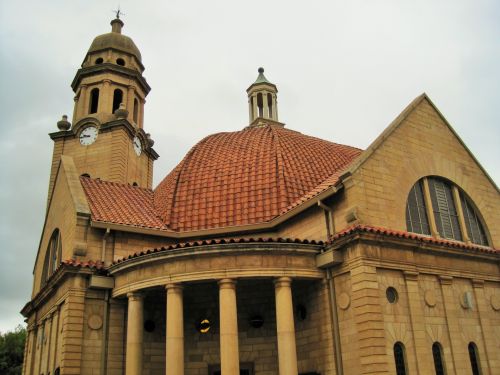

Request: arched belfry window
left=393, top=342, right=407, bottom=375
left=89, top=88, right=99, bottom=114
left=468, top=342, right=482, bottom=375
left=267, top=93, right=273, bottom=119
left=133, top=98, right=139, bottom=123
left=432, top=342, right=446, bottom=375
left=112, top=89, right=123, bottom=114
left=405, top=177, right=489, bottom=246
left=41, top=229, right=61, bottom=285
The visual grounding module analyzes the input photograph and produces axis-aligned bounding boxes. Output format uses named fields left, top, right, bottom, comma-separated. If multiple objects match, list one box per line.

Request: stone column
left=274, top=277, right=298, bottom=375
left=219, top=278, right=240, bottom=375
left=126, top=292, right=144, bottom=375
left=166, top=283, right=184, bottom=375
left=262, top=91, right=269, bottom=119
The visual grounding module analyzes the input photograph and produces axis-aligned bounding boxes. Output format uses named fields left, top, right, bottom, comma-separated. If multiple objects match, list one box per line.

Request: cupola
left=70, top=17, right=150, bottom=128
left=247, top=68, right=279, bottom=124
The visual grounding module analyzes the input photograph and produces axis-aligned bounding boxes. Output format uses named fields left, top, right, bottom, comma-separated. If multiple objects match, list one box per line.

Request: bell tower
left=47, top=17, right=158, bottom=204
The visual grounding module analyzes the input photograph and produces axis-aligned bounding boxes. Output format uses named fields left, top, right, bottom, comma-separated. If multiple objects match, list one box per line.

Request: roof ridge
left=271, top=125, right=292, bottom=212
left=81, top=176, right=153, bottom=192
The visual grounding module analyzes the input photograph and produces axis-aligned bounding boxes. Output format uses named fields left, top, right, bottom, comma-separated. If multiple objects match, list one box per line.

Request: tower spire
left=246, top=67, right=279, bottom=124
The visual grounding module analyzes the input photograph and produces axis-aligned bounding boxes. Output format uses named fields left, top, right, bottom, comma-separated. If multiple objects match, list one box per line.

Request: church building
left=22, top=17, right=499, bottom=375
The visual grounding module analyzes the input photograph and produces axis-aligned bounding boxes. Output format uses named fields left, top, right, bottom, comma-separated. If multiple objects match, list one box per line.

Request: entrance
left=208, top=363, right=254, bottom=375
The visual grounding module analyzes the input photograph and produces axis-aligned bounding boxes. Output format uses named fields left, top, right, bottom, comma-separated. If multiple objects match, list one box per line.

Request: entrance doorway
left=208, top=362, right=254, bottom=375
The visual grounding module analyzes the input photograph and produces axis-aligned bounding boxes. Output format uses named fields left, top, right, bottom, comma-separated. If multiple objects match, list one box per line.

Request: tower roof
left=86, top=18, right=142, bottom=62
left=247, top=67, right=277, bottom=92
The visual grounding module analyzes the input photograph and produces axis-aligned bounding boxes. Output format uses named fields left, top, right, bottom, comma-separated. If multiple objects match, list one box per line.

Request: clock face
left=79, top=126, right=98, bottom=146
left=133, top=136, right=142, bottom=156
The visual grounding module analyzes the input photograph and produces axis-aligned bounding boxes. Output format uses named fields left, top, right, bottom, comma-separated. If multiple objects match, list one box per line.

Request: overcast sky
left=0, top=0, right=498, bottom=332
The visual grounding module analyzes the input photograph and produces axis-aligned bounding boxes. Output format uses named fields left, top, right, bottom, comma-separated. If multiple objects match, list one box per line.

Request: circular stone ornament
left=491, top=295, right=500, bottom=311
left=338, top=292, right=351, bottom=310
left=424, top=290, right=437, bottom=307
left=88, top=314, right=103, bottom=330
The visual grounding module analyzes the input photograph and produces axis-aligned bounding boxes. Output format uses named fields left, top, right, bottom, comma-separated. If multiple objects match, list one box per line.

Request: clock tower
left=47, top=17, right=158, bottom=203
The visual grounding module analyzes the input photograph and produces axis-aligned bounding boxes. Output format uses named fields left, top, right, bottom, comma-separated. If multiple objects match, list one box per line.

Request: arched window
left=468, top=342, right=481, bottom=375
left=112, top=89, right=123, bottom=114
left=257, top=93, right=263, bottom=117
left=267, top=93, right=273, bottom=119
left=41, top=229, right=61, bottom=285
left=432, top=342, right=446, bottom=375
left=393, top=342, right=407, bottom=375
left=89, top=88, right=99, bottom=114
left=405, top=177, right=489, bottom=246
left=133, top=98, right=139, bottom=123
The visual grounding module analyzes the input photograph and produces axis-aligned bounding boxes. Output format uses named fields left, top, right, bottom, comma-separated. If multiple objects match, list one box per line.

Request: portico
left=108, top=240, right=327, bottom=375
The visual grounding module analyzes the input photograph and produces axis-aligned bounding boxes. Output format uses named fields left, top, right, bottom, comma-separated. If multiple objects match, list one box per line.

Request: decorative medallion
left=338, top=292, right=351, bottom=310
left=88, top=314, right=103, bottom=330
left=491, top=295, right=500, bottom=311
left=424, top=290, right=436, bottom=307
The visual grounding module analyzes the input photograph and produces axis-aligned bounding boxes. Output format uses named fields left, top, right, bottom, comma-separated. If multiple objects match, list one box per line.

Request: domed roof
left=154, top=124, right=362, bottom=232
left=87, top=18, right=142, bottom=61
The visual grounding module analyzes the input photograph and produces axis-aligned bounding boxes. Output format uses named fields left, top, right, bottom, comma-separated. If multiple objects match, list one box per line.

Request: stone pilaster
left=350, top=264, right=388, bottom=374
left=472, top=279, right=495, bottom=374
left=404, top=271, right=434, bottom=374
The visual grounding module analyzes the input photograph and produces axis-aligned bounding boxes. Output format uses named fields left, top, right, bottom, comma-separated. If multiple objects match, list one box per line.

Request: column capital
left=472, top=279, right=485, bottom=288
left=274, top=276, right=292, bottom=288
left=439, top=275, right=453, bottom=285
left=218, top=278, right=237, bottom=289
left=165, top=282, right=183, bottom=292
left=127, top=291, right=144, bottom=301
left=404, top=270, right=419, bottom=281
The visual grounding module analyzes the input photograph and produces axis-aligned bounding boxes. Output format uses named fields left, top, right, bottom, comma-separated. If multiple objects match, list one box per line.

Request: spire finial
left=111, top=7, right=125, bottom=33
left=258, top=67, right=264, bottom=74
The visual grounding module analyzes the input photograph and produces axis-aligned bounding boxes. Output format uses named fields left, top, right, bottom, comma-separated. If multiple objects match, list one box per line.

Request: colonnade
left=125, top=277, right=298, bottom=375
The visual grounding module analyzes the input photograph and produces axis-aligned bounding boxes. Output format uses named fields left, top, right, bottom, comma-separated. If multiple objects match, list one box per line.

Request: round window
left=196, top=318, right=211, bottom=333
left=95, top=57, right=103, bottom=64
left=116, top=58, right=125, bottom=66
left=386, top=287, right=398, bottom=303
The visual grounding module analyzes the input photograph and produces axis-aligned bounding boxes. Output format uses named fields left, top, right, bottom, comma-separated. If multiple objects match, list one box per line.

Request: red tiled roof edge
left=329, top=224, right=499, bottom=254
left=61, top=259, right=107, bottom=270
left=113, top=237, right=324, bottom=265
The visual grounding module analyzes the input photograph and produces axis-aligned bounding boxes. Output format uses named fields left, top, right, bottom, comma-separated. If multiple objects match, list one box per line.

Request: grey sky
left=0, top=0, right=498, bottom=332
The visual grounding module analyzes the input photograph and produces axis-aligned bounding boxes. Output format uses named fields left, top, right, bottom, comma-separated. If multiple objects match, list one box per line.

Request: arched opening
left=89, top=88, right=99, bottom=114
left=41, top=229, right=61, bottom=286
left=81, top=173, right=90, bottom=178
left=133, top=98, right=139, bottom=123
left=468, top=342, right=482, bottom=375
left=393, top=342, right=407, bottom=375
left=432, top=342, right=446, bottom=375
left=257, top=93, right=263, bottom=117
left=95, top=57, right=103, bottom=64
left=116, top=58, right=125, bottom=66
left=112, top=89, right=123, bottom=114
left=405, top=179, right=430, bottom=235
left=267, top=93, right=273, bottom=119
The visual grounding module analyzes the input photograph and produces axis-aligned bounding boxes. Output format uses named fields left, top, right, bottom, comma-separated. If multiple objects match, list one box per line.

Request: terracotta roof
left=113, top=237, right=324, bottom=265
left=330, top=224, right=499, bottom=254
left=154, top=124, right=361, bottom=231
left=61, top=259, right=106, bottom=270
left=80, top=177, right=164, bottom=229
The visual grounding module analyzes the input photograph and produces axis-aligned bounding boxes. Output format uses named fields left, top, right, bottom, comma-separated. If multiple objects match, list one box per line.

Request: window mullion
left=422, top=178, right=439, bottom=237
left=452, top=186, right=469, bottom=243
